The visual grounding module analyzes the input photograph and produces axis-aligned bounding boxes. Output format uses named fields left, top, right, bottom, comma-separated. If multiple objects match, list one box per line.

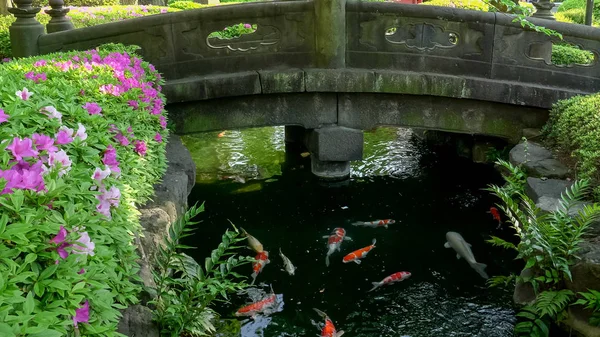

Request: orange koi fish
left=352, top=219, right=395, bottom=228
left=322, top=228, right=351, bottom=267
left=487, top=207, right=502, bottom=224
left=342, top=239, right=376, bottom=264
left=218, top=131, right=226, bottom=138
left=313, top=308, right=345, bottom=337
left=368, top=271, right=411, bottom=292
left=235, top=293, right=276, bottom=319
left=251, top=251, right=269, bottom=285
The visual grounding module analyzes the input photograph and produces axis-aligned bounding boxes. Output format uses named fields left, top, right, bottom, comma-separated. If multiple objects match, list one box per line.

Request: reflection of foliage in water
left=181, top=127, right=285, bottom=184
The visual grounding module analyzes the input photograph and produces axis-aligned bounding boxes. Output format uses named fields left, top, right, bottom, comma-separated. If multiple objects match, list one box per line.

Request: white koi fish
left=279, top=248, right=296, bottom=276
left=444, top=231, right=488, bottom=279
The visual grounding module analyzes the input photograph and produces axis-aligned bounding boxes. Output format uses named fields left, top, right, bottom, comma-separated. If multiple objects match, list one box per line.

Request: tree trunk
left=138, top=0, right=165, bottom=5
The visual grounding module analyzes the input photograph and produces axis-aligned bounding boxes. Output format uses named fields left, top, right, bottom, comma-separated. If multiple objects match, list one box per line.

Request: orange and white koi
left=235, top=293, right=277, bottom=319
left=322, top=228, right=351, bottom=267
left=313, top=308, right=345, bottom=337
left=342, top=239, right=376, bottom=264
left=351, top=219, right=396, bottom=228
left=368, top=271, right=411, bottom=292
left=241, top=227, right=263, bottom=253
left=251, top=251, right=270, bottom=284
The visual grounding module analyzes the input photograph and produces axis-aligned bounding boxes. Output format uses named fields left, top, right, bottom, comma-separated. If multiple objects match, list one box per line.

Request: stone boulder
left=509, top=142, right=569, bottom=179
left=118, top=134, right=197, bottom=337
left=525, top=177, right=573, bottom=203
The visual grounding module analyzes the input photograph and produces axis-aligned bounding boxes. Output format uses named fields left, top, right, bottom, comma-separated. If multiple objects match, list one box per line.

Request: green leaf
left=23, top=292, right=34, bottom=315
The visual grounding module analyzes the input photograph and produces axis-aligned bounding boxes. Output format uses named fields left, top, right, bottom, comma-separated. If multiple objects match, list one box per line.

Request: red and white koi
left=251, top=251, right=270, bottom=284
left=235, top=293, right=277, bottom=319
left=322, top=228, right=351, bottom=267
left=313, top=308, right=345, bottom=337
left=368, top=271, right=412, bottom=292
left=342, top=239, right=376, bottom=264
left=352, top=219, right=396, bottom=228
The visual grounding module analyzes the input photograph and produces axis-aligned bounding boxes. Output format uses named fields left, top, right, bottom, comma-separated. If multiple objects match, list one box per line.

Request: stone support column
left=45, top=0, right=74, bottom=33
left=314, top=0, right=346, bottom=68
left=532, top=0, right=556, bottom=20
left=305, top=126, right=363, bottom=180
left=8, top=0, right=45, bottom=57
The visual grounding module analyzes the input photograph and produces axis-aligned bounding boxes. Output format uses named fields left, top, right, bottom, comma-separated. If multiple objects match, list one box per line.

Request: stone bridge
left=9, top=0, right=600, bottom=178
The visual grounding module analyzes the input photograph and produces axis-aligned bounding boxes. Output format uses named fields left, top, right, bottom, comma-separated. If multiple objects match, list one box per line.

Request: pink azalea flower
left=16, top=87, right=33, bottom=100
left=7, top=137, right=38, bottom=161
left=91, top=166, right=111, bottom=183
left=55, top=126, right=74, bottom=145
left=134, top=140, right=147, bottom=156
left=159, top=116, right=167, bottom=129
left=104, top=186, right=121, bottom=207
left=102, top=145, right=119, bottom=167
left=127, top=100, right=139, bottom=109
left=99, top=84, right=120, bottom=96
left=40, top=106, right=62, bottom=122
left=75, top=123, right=87, bottom=141
left=73, top=232, right=95, bottom=256
left=154, top=132, right=163, bottom=143
left=57, top=243, right=70, bottom=259
left=33, top=60, right=47, bottom=67
left=78, top=268, right=85, bottom=274
left=48, top=150, right=72, bottom=177
left=0, top=109, right=8, bottom=124
left=115, top=133, right=129, bottom=146
left=25, top=71, right=36, bottom=81
left=96, top=199, right=112, bottom=219
left=73, top=300, right=90, bottom=327
left=244, top=23, right=251, bottom=29
left=50, top=225, right=67, bottom=244
left=32, top=133, right=58, bottom=152
left=82, top=102, right=102, bottom=115
left=17, top=163, right=46, bottom=192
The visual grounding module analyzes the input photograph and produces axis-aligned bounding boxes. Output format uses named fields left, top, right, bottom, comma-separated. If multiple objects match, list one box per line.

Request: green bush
left=551, top=43, right=595, bottom=65
left=0, top=43, right=168, bottom=335
left=208, top=22, right=257, bottom=39
left=169, top=1, right=206, bottom=9
left=544, top=93, right=600, bottom=199
left=558, top=0, right=600, bottom=15
left=421, top=0, right=489, bottom=11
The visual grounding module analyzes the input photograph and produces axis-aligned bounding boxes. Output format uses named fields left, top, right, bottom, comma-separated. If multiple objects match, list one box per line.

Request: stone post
left=45, top=0, right=74, bottom=33
left=8, top=0, right=45, bottom=57
left=532, top=0, right=556, bottom=20
left=305, top=126, right=363, bottom=180
left=314, top=0, right=346, bottom=68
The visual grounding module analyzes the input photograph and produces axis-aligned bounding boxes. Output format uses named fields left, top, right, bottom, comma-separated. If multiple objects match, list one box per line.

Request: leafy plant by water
left=149, top=203, right=253, bottom=336
left=485, top=160, right=600, bottom=336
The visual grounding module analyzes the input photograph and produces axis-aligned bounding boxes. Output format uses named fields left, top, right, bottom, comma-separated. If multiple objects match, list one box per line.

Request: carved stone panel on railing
left=169, top=2, right=315, bottom=78
left=346, top=2, right=495, bottom=78
left=492, top=15, right=600, bottom=92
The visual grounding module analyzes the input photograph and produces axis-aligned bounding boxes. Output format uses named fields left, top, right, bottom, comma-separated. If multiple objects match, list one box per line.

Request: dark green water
left=182, top=127, right=526, bottom=337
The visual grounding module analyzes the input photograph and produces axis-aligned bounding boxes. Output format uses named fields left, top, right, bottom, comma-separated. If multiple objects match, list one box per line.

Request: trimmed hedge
left=32, top=0, right=119, bottom=7
left=551, top=43, right=595, bottom=65
left=168, top=1, right=205, bottom=9
left=0, top=43, right=168, bottom=336
left=545, top=94, right=600, bottom=199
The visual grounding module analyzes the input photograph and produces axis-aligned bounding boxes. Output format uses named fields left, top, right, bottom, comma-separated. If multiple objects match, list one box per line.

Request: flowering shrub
left=0, top=43, right=168, bottom=335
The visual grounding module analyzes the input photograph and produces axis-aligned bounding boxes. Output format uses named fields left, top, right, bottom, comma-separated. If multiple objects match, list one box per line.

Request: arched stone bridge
left=12, top=0, right=600, bottom=178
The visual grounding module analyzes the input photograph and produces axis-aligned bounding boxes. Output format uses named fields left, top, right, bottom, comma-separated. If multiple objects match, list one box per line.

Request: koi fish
left=235, top=293, right=276, bottom=319
left=368, top=271, right=412, bottom=292
left=444, top=231, right=488, bottom=279
left=322, top=228, right=351, bottom=267
left=313, top=308, right=345, bottom=337
left=352, top=219, right=395, bottom=228
left=279, top=248, right=296, bottom=276
left=241, top=227, right=263, bottom=253
left=218, top=131, right=226, bottom=138
left=342, top=239, right=376, bottom=264
left=487, top=207, right=502, bottom=227
left=251, top=251, right=270, bottom=284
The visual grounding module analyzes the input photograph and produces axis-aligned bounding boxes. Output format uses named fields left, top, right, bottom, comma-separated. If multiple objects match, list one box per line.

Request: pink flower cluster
left=25, top=71, right=47, bottom=83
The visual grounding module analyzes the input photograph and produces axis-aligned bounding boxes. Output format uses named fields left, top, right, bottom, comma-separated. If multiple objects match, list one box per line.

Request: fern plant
left=574, top=290, right=600, bottom=326
left=149, top=202, right=253, bottom=337
left=485, top=160, right=600, bottom=336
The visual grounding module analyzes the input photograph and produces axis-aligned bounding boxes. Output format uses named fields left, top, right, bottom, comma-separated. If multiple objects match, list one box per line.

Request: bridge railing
left=8, top=0, right=600, bottom=104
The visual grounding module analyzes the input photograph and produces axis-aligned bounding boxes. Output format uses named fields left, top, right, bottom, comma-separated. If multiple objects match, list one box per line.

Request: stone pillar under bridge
left=305, top=126, right=364, bottom=181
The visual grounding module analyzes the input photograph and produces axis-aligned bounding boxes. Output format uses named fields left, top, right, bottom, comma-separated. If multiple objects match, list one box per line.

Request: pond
left=180, top=127, right=556, bottom=337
